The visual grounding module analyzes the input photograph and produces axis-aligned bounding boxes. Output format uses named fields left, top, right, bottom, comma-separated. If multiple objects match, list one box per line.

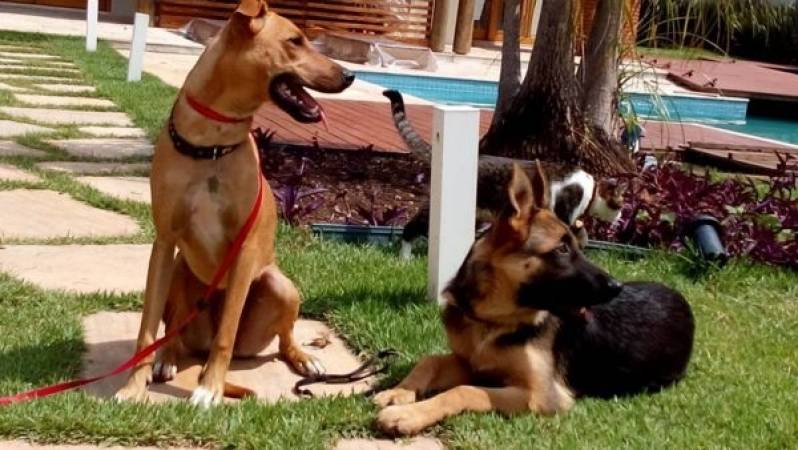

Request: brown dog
left=374, top=163, right=694, bottom=435
left=114, top=0, right=353, bottom=406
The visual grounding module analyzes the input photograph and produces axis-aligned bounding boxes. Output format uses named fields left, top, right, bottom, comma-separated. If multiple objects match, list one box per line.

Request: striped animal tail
left=383, top=89, right=432, bottom=159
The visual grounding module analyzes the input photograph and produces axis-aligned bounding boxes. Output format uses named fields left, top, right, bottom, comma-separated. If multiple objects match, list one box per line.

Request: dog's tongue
left=319, top=105, right=330, bottom=133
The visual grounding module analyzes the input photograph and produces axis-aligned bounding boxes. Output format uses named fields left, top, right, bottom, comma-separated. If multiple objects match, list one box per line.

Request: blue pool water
left=718, top=117, right=798, bottom=145
left=356, top=70, right=798, bottom=145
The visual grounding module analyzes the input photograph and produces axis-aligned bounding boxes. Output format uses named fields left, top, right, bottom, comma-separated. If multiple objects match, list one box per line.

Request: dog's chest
left=178, top=177, right=241, bottom=267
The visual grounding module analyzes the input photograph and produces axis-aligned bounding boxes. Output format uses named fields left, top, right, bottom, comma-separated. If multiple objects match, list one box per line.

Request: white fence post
left=427, top=105, right=480, bottom=304
left=85, top=0, right=98, bottom=52
left=127, top=13, right=149, bottom=82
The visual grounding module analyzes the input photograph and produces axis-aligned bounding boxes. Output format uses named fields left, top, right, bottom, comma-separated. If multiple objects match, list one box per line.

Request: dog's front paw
left=377, top=404, right=429, bottom=436
left=190, top=385, right=223, bottom=408
left=373, top=388, right=416, bottom=408
left=114, top=381, right=149, bottom=403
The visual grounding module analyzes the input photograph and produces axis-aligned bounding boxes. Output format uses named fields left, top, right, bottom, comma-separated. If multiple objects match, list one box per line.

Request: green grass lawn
left=635, top=46, right=724, bottom=61
left=0, top=31, right=796, bottom=449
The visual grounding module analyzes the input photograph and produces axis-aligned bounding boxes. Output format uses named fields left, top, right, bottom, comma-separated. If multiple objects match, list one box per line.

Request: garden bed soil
left=261, top=144, right=429, bottom=227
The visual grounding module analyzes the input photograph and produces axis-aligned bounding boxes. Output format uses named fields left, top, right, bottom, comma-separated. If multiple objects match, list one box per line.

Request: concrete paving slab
left=0, top=441, right=196, bottom=450
left=0, top=81, right=29, bottom=92
left=78, top=176, right=150, bottom=203
left=0, top=74, right=73, bottom=82
left=0, top=189, right=139, bottom=240
left=0, top=244, right=148, bottom=293
left=0, top=58, right=23, bottom=64
left=0, top=163, right=40, bottom=182
left=46, top=138, right=152, bottom=158
left=35, top=61, right=78, bottom=68
left=1, top=108, right=133, bottom=126
left=79, top=126, right=147, bottom=138
left=33, top=83, right=95, bottom=94
left=82, top=312, right=375, bottom=402
left=334, top=438, right=445, bottom=450
left=14, top=94, right=115, bottom=108
left=36, top=161, right=150, bottom=175
left=0, top=140, right=47, bottom=157
left=0, top=64, right=80, bottom=74
left=0, top=51, right=60, bottom=60
left=0, top=119, right=54, bottom=137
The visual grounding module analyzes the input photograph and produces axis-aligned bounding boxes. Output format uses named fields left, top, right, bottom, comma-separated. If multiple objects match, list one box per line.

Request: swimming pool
left=356, top=70, right=798, bottom=145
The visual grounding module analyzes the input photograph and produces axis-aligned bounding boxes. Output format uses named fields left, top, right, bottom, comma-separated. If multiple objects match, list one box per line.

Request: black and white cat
left=382, top=90, right=625, bottom=259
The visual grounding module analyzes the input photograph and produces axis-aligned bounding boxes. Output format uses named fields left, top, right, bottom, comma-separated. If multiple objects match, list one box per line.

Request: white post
left=85, top=0, right=98, bottom=52
left=427, top=105, right=480, bottom=304
left=127, top=13, right=149, bottom=82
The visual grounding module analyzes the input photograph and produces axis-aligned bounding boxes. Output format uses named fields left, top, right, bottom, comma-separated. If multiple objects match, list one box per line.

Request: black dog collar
left=168, top=118, right=244, bottom=160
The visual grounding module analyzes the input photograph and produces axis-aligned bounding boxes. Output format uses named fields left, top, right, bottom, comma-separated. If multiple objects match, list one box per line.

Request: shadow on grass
left=0, top=338, right=83, bottom=389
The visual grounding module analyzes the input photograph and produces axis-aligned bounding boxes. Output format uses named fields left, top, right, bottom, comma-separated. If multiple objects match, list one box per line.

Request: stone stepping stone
left=14, top=94, right=115, bottom=108
left=78, top=176, right=150, bottom=203
left=0, top=120, right=54, bottom=137
left=36, top=161, right=150, bottom=175
left=1, top=108, right=133, bottom=126
left=0, top=189, right=139, bottom=240
left=79, top=126, right=147, bottom=138
left=0, top=81, right=30, bottom=93
left=0, top=141, right=47, bottom=157
left=0, top=74, right=77, bottom=83
left=35, top=61, right=78, bottom=68
left=46, top=138, right=152, bottom=159
left=0, top=163, right=40, bottom=183
left=0, top=52, right=60, bottom=60
left=0, top=441, right=197, bottom=450
left=0, top=58, right=23, bottom=64
left=34, top=83, right=95, bottom=94
left=82, top=312, right=375, bottom=402
left=334, top=438, right=445, bottom=450
left=0, top=64, right=80, bottom=74
left=0, top=244, right=148, bottom=293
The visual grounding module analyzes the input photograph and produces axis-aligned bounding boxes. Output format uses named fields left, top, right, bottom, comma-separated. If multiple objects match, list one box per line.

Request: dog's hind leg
left=374, top=353, right=471, bottom=408
left=377, top=385, right=532, bottom=436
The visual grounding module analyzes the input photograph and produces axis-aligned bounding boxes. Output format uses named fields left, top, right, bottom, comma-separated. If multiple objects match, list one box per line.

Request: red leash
left=0, top=170, right=264, bottom=406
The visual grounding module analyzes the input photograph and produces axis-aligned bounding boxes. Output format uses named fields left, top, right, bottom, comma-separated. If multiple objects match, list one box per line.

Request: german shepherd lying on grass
left=374, top=162, right=694, bottom=436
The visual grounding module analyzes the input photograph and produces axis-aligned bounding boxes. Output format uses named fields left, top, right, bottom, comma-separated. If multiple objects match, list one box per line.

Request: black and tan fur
left=374, top=163, right=694, bottom=435
left=382, top=90, right=625, bottom=258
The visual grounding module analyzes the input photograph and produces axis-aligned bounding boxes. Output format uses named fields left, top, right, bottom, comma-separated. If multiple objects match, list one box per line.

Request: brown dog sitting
left=114, top=0, right=353, bottom=407
left=374, top=162, right=694, bottom=435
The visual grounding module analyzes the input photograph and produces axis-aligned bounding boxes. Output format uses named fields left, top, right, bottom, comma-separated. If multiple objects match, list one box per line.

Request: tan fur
left=374, top=164, right=578, bottom=435
left=115, top=0, right=351, bottom=405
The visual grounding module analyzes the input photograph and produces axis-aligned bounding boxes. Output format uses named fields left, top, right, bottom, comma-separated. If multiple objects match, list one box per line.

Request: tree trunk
left=581, top=0, right=623, bottom=136
left=480, top=0, right=635, bottom=177
left=481, top=0, right=581, bottom=164
left=491, top=0, right=521, bottom=123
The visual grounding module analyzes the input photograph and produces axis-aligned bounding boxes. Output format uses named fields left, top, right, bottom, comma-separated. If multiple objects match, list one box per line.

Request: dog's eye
left=288, top=36, right=304, bottom=46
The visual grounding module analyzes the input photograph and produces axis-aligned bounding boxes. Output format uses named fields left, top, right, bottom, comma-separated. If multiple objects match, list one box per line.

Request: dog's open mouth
left=270, top=74, right=328, bottom=127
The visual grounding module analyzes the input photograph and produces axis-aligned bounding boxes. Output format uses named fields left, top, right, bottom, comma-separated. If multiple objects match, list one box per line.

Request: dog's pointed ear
left=232, top=0, right=267, bottom=34
left=530, top=159, right=550, bottom=209
left=507, top=163, right=535, bottom=232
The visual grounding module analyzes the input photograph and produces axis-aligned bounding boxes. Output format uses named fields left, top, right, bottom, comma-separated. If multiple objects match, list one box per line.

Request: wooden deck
left=255, top=99, right=494, bottom=153
left=253, top=98, right=797, bottom=174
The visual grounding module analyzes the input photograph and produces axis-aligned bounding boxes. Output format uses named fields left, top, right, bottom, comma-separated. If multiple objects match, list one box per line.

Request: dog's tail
left=383, top=89, right=432, bottom=159
left=224, top=381, right=256, bottom=399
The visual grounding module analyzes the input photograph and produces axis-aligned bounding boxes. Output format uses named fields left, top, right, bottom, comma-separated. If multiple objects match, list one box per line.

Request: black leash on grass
left=293, top=349, right=398, bottom=397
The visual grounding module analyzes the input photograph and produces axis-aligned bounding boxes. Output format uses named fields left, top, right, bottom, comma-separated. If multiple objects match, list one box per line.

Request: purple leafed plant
left=587, top=158, right=798, bottom=269
left=272, top=158, right=327, bottom=226
left=355, top=191, right=406, bottom=226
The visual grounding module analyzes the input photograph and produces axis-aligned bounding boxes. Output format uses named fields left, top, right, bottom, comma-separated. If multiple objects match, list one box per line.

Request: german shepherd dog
left=374, top=163, right=694, bottom=435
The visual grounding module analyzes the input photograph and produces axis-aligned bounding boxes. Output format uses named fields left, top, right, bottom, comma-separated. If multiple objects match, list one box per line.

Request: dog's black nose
left=606, top=278, right=624, bottom=293
left=341, top=69, right=355, bottom=87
